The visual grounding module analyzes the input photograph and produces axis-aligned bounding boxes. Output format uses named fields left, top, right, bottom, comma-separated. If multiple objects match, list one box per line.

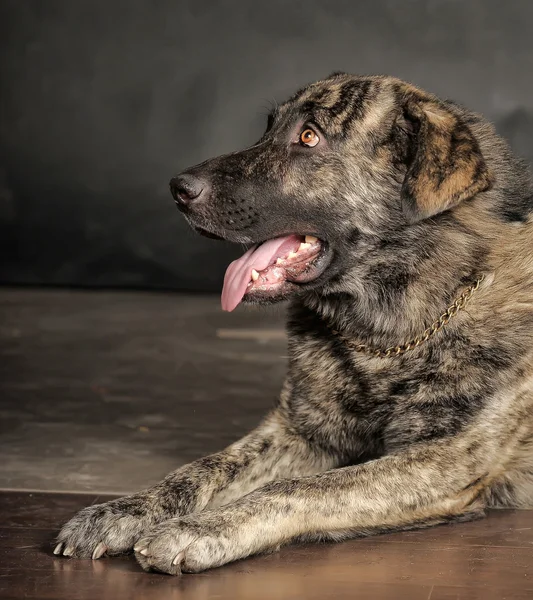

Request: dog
left=54, top=73, right=533, bottom=575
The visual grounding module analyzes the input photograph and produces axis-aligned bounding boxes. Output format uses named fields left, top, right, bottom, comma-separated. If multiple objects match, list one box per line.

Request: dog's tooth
left=276, top=258, right=284, bottom=265
left=299, top=242, right=311, bottom=251
left=251, top=269, right=259, bottom=281
left=287, top=251, right=298, bottom=259
left=305, top=235, right=318, bottom=244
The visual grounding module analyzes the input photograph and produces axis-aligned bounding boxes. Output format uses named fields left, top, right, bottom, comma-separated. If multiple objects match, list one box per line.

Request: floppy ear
left=400, top=96, right=492, bottom=223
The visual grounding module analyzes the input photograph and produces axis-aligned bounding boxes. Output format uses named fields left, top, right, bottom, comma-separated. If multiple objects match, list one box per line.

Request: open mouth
left=221, top=234, right=330, bottom=311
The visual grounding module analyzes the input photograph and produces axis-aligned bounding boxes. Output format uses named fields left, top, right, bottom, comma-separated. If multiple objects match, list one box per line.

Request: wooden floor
left=1, top=491, right=533, bottom=600
left=0, top=289, right=284, bottom=494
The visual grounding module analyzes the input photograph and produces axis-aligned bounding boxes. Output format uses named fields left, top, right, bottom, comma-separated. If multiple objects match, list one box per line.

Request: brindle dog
left=55, top=73, right=533, bottom=574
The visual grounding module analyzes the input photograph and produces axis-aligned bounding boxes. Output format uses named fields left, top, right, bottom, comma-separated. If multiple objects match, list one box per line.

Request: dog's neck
left=297, top=212, right=489, bottom=350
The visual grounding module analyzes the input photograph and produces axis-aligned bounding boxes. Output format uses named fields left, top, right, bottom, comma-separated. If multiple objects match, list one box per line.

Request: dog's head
left=170, top=73, right=492, bottom=311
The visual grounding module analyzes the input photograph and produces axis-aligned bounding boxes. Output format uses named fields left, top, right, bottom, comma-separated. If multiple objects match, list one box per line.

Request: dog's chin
left=240, top=281, right=299, bottom=306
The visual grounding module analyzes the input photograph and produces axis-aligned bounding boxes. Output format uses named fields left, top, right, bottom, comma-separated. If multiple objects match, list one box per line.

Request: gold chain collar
left=331, top=274, right=485, bottom=359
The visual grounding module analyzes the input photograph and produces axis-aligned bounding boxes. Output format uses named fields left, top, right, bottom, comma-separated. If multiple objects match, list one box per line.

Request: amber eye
left=299, top=128, right=320, bottom=147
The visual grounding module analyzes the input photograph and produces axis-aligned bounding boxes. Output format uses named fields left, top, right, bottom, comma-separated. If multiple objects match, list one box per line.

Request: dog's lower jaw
left=241, top=283, right=298, bottom=305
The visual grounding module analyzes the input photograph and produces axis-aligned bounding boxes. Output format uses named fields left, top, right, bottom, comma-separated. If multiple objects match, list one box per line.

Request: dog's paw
left=134, top=515, right=242, bottom=574
left=54, top=496, right=153, bottom=559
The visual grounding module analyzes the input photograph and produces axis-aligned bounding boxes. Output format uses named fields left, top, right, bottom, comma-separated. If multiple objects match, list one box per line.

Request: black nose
left=169, top=174, right=207, bottom=210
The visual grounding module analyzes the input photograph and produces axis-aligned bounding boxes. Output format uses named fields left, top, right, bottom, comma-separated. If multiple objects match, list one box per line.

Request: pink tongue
left=221, top=235, right=302, bottom=311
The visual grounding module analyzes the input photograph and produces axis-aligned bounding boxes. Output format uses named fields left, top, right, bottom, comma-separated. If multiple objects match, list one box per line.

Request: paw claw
left=140, top=548, right=149, bottom=556
left=92, top=542, right=107, bottom=560
left=53, top=543, right=63, bottom=555
left=172, top=551, right=185, bottom=566
left=63, top=546, right=75, bottom=557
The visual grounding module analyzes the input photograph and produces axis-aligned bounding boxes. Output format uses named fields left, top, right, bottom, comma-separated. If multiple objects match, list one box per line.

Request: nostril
left=172, top=184, right=194, bottom=203
left=169, top=175, right=206, bottom=208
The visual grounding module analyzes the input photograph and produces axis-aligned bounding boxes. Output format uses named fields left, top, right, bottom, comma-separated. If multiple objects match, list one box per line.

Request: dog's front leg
left=135, top=440, right=488, bottom=574
left=54, top=410, right=333, bottom=558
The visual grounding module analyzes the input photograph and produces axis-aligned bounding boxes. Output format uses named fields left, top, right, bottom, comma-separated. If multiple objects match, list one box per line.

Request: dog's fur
left=55, top=73, right=533, bottom=575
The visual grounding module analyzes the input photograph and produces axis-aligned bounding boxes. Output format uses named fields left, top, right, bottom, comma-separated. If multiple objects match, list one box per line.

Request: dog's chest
left=283, top=343, right=395, bottom=461
left=283, top=330, right=493, bottom=462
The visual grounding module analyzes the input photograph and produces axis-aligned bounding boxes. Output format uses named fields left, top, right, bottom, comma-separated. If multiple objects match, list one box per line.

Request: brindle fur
left=55, top=73, right=533, bottom=574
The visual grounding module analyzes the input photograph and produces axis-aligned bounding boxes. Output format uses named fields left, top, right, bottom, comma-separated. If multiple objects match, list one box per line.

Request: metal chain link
left=331, top=275, right=485, bottom=359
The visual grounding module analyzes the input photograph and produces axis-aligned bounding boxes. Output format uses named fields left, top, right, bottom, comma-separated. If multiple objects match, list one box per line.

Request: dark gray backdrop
left=1, top=0, right=532, bottom=291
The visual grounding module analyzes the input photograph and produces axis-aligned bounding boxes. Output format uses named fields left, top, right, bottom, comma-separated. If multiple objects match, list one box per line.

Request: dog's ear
left=399, top=94, right=492, bottom=223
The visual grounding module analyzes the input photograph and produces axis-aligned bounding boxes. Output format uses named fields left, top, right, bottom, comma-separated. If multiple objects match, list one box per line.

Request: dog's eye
left=299, top=128, right=320, bottom=147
